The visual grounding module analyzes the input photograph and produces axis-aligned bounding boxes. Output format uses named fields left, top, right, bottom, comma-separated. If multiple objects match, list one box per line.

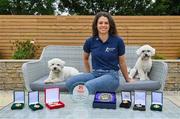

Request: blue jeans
left=65, top=70, right=120, bottom=94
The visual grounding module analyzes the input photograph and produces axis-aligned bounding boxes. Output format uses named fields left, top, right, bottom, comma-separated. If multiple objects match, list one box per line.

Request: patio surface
left=0, top=91, right=180, bottom=119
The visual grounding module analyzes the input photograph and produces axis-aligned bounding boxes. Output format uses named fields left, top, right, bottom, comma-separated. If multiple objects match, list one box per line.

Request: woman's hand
left=126, top=78, right=136, bottom=83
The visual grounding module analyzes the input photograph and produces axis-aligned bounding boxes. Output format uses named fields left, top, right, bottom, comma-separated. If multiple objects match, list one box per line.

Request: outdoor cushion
left=30, top=75, right=67, bottom=91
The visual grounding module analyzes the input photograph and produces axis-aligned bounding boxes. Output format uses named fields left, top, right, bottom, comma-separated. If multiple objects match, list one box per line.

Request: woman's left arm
left=119, top=55, right=134, bottom=83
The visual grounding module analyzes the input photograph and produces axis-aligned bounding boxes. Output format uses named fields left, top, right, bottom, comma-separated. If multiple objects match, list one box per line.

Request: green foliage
left=151, top=0, right=180, bottom=15
left=12, top=40, right=39, bottom=59
left=0, top=0, right=11, bottom=15
left=152, top=54, right=166, bottom=60
left=0, top=0, right=54, bottom=15
left=0, top=0, right=179, bottom=15
left=59, top=0, right=154, bottom=15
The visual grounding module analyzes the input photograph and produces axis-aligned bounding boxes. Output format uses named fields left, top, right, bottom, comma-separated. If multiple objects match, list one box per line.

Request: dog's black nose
left=53, top=67, right=57, bottom=70
left=145, top=54, right=148, bottom=57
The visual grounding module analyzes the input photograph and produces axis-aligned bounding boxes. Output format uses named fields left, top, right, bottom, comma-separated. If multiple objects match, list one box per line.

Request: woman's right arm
left=83, top=52, right=90, bottom=72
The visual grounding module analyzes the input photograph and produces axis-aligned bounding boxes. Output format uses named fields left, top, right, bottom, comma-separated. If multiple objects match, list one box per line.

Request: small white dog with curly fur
left=44, top=58, right=79, bottom=83
left=129, top=45, right=155, bottom=80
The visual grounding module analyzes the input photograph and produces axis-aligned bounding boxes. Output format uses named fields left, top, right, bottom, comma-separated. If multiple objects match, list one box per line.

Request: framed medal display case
left=119, top=91, right=132, bottom=108
left=150, top=91, right=163, bottom=111
left=93, top=91, right=116, bottom=109
left=11, top=90, right=25, bottom=110
left=28, top=91, right=43, bottom=111
left=133, top=90, right=146, bottom=111
left=44, top=88, right=65, bottom=109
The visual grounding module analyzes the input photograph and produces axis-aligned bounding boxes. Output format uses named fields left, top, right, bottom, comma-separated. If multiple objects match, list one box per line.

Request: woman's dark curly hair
left=92, top=12, right=117, bottom=36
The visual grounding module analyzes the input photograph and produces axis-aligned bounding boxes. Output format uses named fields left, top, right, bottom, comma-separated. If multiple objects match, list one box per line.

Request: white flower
left=30, top=40, right=35, bottom=44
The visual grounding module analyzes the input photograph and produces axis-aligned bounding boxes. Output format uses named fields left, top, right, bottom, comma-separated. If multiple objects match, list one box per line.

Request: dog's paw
left=139, top=78, right=146, bottom=81
left=52, top=78, right=64, bottom=83
left=44, top=79, right=53, bottom=83
left=146, top=76, right=150, bottom=80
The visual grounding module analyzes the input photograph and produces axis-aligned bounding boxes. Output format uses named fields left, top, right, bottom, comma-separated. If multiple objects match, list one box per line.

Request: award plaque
left=44, top=88, right=65, bottom=109
left=119, top=91, right=132, bottom=108
left=11, top=90, right=25, bottom=110
left=72, top=83, right=89, bottom=103
left=93, top=92, right=116, bottom=109
left=150, top=91, right=163, bottom=111
left=133, top=90, right=146, bottom=111
left=28, top=91, right=43, bottom=111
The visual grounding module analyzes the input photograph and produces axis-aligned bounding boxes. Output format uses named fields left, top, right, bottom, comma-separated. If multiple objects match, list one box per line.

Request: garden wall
left=0, top=60, right=179, bottom=91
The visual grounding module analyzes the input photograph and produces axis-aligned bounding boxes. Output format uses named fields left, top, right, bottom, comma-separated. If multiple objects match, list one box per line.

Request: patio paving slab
left=0, top=93, right=179, bottom=119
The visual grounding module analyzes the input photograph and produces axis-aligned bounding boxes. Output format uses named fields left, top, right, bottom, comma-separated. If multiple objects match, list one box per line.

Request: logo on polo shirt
left=105, top=47, right=115, bottom=52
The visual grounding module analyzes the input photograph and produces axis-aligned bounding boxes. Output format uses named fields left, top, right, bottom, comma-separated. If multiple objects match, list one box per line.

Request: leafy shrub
left=12, top=40, right=39, bottom=59
left=152, top=54, right=166, bottom=60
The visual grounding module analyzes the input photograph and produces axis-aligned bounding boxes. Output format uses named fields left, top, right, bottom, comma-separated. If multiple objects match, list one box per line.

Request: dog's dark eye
left=147, top=50, right=150, bottom=52
left=52, top=64, right=54, bottom=65
left=57, top=64, right=60, bottom=66
left=142, top=50, right=145, bottom=53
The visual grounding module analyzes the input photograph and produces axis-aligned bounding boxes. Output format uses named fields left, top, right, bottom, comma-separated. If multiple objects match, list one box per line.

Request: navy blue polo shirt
left=83, top=35, right=125, bottom=71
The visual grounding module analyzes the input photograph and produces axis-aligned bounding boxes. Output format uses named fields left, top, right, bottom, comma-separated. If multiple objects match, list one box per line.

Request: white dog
left=129, top=45, right=155, bottom=80
left=44, top=58, right=79, bottom=83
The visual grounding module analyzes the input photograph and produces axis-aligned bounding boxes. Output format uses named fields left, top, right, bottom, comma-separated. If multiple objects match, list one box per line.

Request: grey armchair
left=22, top=45, right=168, bottom=92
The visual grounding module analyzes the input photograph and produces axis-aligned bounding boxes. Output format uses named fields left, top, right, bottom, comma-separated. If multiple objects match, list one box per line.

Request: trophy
left=28, top=91, right=43, bottom=111
left=44, top=88, right=65, bottom=109
left=150, top=91, right=163, bottom=111
left=119, top=91, right=132, bottom=108
left=133, top=90, right=146, bottom=111
left=72, top=83, right=89, bottom=103
left=11, top=90, right=25, bottom=110
left=93, top=92, right=116, bottom=109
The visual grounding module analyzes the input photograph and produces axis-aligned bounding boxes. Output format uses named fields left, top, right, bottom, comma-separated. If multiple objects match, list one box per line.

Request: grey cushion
left=120, top=80, right=161, bottom=91
left=31, top=74, right=160, bottom=92
left=117, top=75, right=161, bottom=91
left=30, top=75, right=67, bottom=91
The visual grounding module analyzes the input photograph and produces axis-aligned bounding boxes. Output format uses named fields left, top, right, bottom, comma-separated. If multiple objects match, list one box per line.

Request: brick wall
left=164, top=60, right=180, bottom=91
left=0, top=60, right=179, bottom=91
left=0, top=60, right=28, bottom=90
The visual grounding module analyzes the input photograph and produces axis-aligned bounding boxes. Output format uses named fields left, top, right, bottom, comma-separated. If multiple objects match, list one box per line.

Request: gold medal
left=52, top=102, right=58, bottom=105
left=34, top=104, right=40, bottom=108
left=123, top=100, right=128, bottom=104
left=50, top=102, right=60, bottom=106
left=15, top=103, right=21, bottom=107
left=154, top=104, right=160, bottom=108
left=136, top=104, right=142, bottom=108
left=99, top=93, right=112, bottom=102
left=50, top=102, right=55, bottom=106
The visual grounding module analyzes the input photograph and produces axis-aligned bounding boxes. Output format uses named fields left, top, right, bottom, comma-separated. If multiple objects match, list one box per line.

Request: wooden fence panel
left=0, top=16, right=180, bottom=59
